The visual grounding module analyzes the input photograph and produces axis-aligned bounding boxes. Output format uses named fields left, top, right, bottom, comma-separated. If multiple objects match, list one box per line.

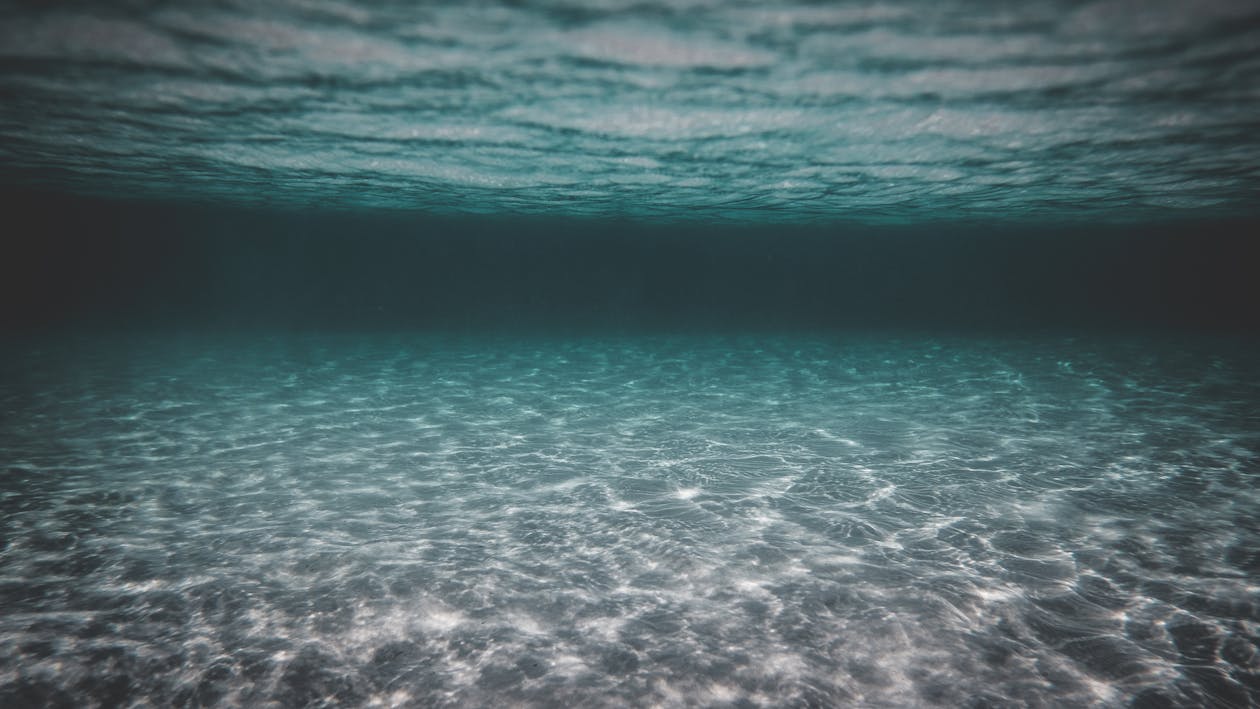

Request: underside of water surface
left=3, top=1, right=1260, bottom=707
left=2, top=0, right=1259, bottom=224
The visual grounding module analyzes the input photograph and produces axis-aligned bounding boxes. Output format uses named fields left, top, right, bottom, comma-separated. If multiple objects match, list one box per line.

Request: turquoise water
left=2, top=1, right=1260, bottom=706
left=2, top=1, right=1259, bottom=223
left=2, top=334, right=1258, bottom=706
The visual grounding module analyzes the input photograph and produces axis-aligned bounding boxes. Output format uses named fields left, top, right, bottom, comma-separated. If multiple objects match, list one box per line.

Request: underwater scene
left=2, top=1, right=1260, bottom=707
left=3, top=332, right=1260, bottom=707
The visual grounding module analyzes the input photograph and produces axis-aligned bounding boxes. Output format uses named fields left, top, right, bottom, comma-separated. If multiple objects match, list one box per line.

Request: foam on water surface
left=1, top=333, right=1258, bottom=706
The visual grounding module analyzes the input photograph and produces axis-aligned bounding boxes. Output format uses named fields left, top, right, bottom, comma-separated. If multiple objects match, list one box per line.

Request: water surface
left=2, top=0, right=1259, bottom=222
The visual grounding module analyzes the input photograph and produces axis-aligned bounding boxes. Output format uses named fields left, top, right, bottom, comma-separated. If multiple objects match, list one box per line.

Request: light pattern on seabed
left=1, top=333, right=1257, bottom=706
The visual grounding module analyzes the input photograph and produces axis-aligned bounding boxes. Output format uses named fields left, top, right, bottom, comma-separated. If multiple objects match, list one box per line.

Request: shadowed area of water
left=1, top=333, right=1258, bottom=707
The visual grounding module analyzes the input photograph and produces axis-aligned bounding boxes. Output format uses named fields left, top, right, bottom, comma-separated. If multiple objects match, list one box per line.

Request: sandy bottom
left=1, top=333, right=1257, bottom=707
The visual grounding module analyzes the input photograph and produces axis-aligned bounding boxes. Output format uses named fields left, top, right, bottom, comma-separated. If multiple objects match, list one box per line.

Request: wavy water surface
left=2, top=1, right=1259, bottom=222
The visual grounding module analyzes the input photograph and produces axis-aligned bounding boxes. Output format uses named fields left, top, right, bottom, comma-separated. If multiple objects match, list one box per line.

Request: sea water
left=2, top=0, right=1260, bottom=706
left=2, top=1, right=1259, bottom=223
left=2, top=333, right=1258, bottom=706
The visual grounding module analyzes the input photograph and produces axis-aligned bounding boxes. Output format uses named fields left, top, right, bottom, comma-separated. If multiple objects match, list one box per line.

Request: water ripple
left=1, top=2, right=1258, bottom=222
left=1, top=333, right=1258, bottom=706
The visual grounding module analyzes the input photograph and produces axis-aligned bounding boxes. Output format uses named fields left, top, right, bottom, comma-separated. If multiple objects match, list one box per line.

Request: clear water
left=2, top=0, right=1259, bottom=706
left=2, top=333, right=1258, bottom=707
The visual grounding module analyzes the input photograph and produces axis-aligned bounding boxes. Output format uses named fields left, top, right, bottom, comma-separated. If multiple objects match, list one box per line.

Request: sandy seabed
left=1, top=333, right=1258, bottom=707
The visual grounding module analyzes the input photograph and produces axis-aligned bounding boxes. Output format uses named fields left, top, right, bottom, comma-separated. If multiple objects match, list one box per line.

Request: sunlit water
left=2, top=333, right=1257, bottom=707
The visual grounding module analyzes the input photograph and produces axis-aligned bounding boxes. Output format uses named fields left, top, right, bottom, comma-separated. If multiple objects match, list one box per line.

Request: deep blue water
left=2, top=1, right=1260, bottom=707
